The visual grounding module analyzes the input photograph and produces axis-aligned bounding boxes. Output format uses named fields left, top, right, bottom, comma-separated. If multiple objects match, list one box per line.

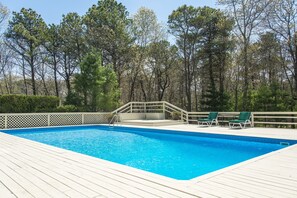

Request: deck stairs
left=111, top=101, right=188, bottom=126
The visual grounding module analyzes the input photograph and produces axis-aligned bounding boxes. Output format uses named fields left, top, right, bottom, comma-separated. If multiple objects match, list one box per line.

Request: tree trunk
left=234, top=65, right=239, bottom=111
left=22, top=58, right=28, bottom=95
left=64, top=57, right=71, bottom=94
left=294, top=33, right=297, bottom=94
left=292, top=61, right=297, bottom=97
left=128, top=70, right=139, bottom=102
left=194, top=79, right=199, bottom=111
left=41, top=75, right=49, bottom=95
left=242, top=41, right=249, bottom=110
left=140, top=80, right=147, bottom=101
left=209, top=47, right=215, bottom=92
left=185, top=57, right=192, bottom=111
left=30, top=56, right=36, bottom=95
left=53, top=56, right=59, bottom=97
left=3, top=73, right=10, bottom=94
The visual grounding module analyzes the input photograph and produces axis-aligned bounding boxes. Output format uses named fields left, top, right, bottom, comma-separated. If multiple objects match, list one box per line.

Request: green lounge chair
left=229, top=112, right=251, bottom=128
left=198, top=112, right=219, bottom=126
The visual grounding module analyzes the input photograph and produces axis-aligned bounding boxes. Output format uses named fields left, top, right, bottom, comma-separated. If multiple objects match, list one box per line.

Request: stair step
left=119, top=120, right=184, bottom=126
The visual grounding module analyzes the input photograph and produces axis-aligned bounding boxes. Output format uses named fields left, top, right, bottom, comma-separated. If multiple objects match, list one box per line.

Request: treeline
left=0, top=0, right=297, bottom=112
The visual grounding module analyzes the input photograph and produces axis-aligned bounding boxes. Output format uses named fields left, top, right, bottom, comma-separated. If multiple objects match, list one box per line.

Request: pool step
left=119, top=120, right=185, bottom=126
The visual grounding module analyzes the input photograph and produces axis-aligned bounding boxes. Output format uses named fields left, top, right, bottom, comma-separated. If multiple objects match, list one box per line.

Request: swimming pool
left=3, top=125, right=295, bottom=180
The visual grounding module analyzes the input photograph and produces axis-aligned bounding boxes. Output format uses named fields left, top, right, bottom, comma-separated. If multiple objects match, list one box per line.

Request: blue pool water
left=3, top=126, right=295, bottom=180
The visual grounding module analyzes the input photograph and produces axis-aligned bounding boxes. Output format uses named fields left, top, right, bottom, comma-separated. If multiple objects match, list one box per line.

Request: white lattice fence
left=84, top=113, right=109, bottom=124
left=0, top=115, right=5, bottom=129
left=7, top=114, right=48, bottom=128
left=0, top=112, right=110, bottom=129
left=50, top=114, right=82, bottom=126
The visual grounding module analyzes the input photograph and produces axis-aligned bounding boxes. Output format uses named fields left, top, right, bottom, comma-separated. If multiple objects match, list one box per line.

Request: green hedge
left=0, top=95, right=59, bottom=113
left=54, top=105, right=79, bottom=112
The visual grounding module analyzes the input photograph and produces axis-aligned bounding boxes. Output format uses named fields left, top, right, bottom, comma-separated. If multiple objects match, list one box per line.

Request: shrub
left=54, top=105, right=79, bottom=112
left=0, top=95, right=59, bottom=113
left=64, top=92, right=82, bottom=107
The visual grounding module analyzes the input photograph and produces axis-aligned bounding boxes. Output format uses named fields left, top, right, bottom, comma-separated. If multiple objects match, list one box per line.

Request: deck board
left=0, top=181, right=16, bottom=198
left=0, top=144, right=188, bottom=198
left=0, top=139, right=136, bottom=198
left=187, top=143, right=297, bottom=198
left=1, top=125, right=297, bottom=197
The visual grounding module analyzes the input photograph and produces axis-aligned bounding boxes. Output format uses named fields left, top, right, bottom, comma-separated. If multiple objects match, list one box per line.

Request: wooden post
left=48, top=114, right=50, bottom=126
left=144, top=103, right=146, bottom=113
left=163, top=102, right=165, bottom=119
left=4, top=115, right=7, bottom=129
left=144, top=102, right=147, bottom=120
left=251, top=112, right=254, bottom=127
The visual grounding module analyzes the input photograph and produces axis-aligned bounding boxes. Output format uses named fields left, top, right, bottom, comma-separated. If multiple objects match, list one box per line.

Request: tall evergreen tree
left=84, top=0, right=133, bottom=85
left=59, top=12, right=85, bottom=98
left=74, top=50, right=120, bottom=111
left=5, top=8, right=47, bottom=95
left=168, top=5, right=201, bottom=111
left=199, top=7, right=233, bottom=111
left=44, top=24, right=62, bottom=97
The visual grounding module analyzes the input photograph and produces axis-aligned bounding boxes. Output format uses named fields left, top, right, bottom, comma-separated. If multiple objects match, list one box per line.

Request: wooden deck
left=0, top=125, right=297, bottom=198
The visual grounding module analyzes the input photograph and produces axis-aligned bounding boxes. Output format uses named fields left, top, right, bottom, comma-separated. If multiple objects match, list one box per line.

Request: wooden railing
left=114, top=101, right=297, bottom=127
left=112, top=101, right=188, bottom=122
left=253, top=112, right=297, bottom=127
left=188, top=112, right=241, bottom=125
left=185, top=111, right=297, bottom=127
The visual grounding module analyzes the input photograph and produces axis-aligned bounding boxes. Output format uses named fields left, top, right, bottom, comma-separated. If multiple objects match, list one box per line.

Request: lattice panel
left=7, top=114, right=48, bottom=128
left=50, top=114, right=82, bottom=126
left=84, top=114, right=109, bottom=124
left=0, top=115, right=5, bottom=129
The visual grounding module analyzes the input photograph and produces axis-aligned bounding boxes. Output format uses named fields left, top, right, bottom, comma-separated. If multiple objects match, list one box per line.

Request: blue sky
left=1, top=0, right=217, bottom=24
